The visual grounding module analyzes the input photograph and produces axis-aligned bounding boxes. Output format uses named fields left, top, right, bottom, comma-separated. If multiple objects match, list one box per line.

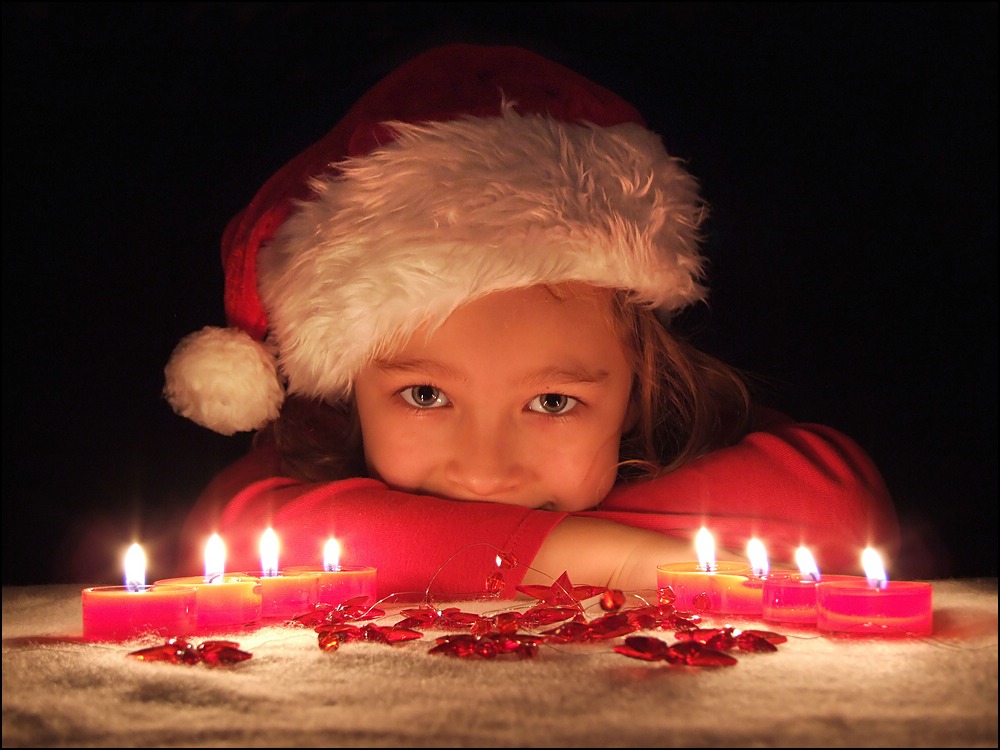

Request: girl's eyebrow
left=371, top=358, right=609, bottom=387
left=521, top=366, right=611, bottom=387
left=370, top=357, right=467, bottom=381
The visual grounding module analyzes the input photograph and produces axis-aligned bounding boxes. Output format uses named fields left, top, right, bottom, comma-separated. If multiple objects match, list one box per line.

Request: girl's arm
left=588, top=414, right=901, bottom=576
left=520, top=516, right=705, bottom=592
left=177, top=446, right=569, bottom=599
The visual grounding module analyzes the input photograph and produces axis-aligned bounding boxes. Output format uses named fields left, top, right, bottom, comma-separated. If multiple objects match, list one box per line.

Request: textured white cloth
left=3, top=579, right=997, bottom=748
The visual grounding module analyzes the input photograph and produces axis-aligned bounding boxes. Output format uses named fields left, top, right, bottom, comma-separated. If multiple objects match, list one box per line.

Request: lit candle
left=285, top=537, right=377, bottom=606
left=815, top=548, right=934, bottom=636
left=81, top=543, right=197, bottom=642
left=242, top=528, right=320, bottom=621
left=656, top=528, right=760, bottom=615
left=729, top=538, right=801, bottom=613
left=761, top=546, right=862, bottom=626
left=156, top=533, right=263, bottom=633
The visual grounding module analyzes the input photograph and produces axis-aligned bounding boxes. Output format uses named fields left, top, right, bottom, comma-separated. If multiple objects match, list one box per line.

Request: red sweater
left=176, top=412, right=900, bottom=599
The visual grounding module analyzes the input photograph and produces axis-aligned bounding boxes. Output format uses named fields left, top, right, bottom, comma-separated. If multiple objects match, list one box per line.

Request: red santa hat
left=164, top=43, right=708, bottom=435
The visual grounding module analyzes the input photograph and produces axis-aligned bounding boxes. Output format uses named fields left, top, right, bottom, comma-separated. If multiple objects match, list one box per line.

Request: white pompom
left=163, top=326, right=285, bottom=435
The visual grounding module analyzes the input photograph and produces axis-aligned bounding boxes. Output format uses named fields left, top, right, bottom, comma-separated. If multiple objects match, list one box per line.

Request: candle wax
left=81, top=584, right=197, bottom=642
left=284, top=565, right=377, bottom=607
left=155, top=574, right=263, bottom=633
left=762, top=573, right=863, bottom=626
left=243, top=571, right=321, bottom=621
left=815, top=579, right=933, bottom=636
left=657, top=561, right=763, bottom=615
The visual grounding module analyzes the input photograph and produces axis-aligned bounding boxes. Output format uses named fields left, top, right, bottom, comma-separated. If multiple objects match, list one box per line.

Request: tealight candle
left=762, top=546, right=862, bottom=626
left=815, top=548, right=933, bottom=636
left=730, top=537, right=801, bottom=609
left=243, top=528, right=319, bottom=621
left=657, top=528, right=761, bottom=615
left=82, top=543, right=197, bottom=642
left=285, top=537, right=377, bottom=606
left=156, top=533, right=263, bottom=633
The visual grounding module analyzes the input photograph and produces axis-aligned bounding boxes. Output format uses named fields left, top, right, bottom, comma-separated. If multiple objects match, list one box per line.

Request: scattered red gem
left=600, top=589, right=627, bottom=611
left=128, top=637, right=252, bottom=666
left=657, top=586, right=678, bottom=605
left=516, top=571, right=606, bottom=606
left=429, top=633, right=541, bottom=659
left=495, top=551, right=518, bottom=570
left=614, top=635, right=737, bottom=667
left=123, top=556, right=786, bottom=671
left=484, top=571, right=505, bottom=594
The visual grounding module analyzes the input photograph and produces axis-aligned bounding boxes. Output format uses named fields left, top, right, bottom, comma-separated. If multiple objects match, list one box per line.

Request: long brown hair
left=256, top=289, right=754, bottom=484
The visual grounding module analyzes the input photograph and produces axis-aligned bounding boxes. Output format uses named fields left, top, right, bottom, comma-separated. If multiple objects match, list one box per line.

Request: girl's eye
left=399, top=385, right=451, bottom=409
left=527, top=393, right=579, bottom=415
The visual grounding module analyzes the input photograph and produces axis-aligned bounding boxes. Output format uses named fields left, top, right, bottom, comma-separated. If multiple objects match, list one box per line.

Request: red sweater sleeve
left=586, top=414, right=901, bottom=575
left=176, top=445, right=566, bottom=600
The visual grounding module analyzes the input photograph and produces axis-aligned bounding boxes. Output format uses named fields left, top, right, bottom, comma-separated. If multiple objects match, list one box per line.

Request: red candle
left=657, top=529, right=759, bottom=614
left=815, top=548, right=933, bottom=636
left=81, top=543, right=196, bottom=642
left=762, top=546, right=862, bottom=626
left=243, top=528, right=319, bottom=621
left=156, top=534, right=263, bottom=633
left=285, top=538, right=377, bottom=606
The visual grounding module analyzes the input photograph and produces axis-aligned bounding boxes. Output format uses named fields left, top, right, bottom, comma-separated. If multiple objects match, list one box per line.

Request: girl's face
left=353, top=283, right=635, bottom=512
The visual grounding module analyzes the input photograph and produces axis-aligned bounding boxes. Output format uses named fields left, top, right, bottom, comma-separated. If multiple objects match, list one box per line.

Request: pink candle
left=762, top=546, right=862, bottom=626
left=248, top=572, right=320, bottom=620
left=657, top=529, right=758, bottom=615
left=156, top=533, right=262, bottom=633
left=815, top=548, right=933, bottom=636
left=244, top=528, right=319, bottom=621
left=285, top=538, right=376, bottom=606
left=81, top=543, right=196, bottom=641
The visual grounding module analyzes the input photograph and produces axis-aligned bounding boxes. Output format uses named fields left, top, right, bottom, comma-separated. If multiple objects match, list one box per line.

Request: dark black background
left=3, top=3, right=996, bottom=586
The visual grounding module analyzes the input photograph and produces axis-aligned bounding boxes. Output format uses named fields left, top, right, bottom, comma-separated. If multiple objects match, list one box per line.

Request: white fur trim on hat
left=164, top=326, right=284, bottom=435
left=258, top=104, right=707, bottom=403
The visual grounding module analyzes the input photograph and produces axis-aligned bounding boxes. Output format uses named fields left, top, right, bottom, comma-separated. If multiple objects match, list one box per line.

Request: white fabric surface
left=3, top=579, right=997, bottom=748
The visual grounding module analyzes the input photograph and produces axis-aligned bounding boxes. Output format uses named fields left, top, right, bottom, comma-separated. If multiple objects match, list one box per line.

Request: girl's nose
left=444, top=415, right=524, bottom=499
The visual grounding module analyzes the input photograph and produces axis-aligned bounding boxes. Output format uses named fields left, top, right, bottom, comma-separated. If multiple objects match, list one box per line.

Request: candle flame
left=323, top=537, right=341, bottom=572
left=695, top=527, right=716, bottom=572
left=747, top=538, right=769, bottom=577
left=862, top=547, right=888, bottom=590
left=124, top=543, right=145, bottom=591
left=260, top=527, right=279, bottom=577
left=205, top=533, right=226, bottom=583
left=795, top=546, right=821, bottom=581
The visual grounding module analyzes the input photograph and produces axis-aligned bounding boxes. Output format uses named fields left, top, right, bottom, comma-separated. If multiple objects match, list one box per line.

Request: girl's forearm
left=521, top=516, right=717, bottom=592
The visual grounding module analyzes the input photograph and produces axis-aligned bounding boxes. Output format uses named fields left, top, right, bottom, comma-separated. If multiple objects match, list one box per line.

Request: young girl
left=165, top=44, right=900, bottom=599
